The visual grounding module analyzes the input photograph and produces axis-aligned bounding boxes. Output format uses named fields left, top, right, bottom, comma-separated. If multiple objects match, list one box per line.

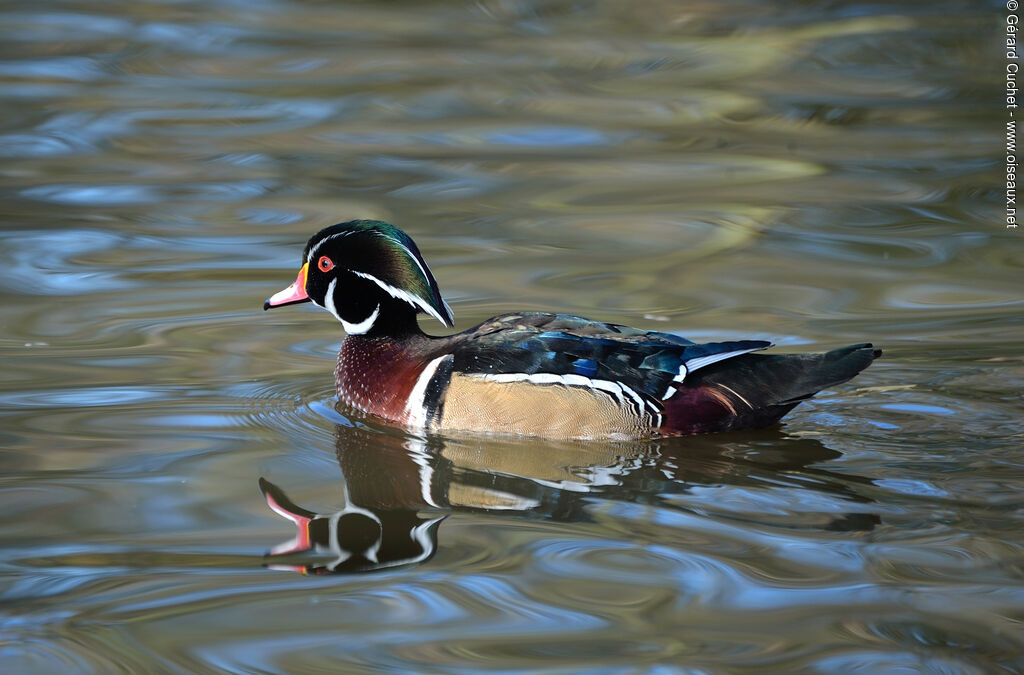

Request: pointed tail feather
left=661, top=343, right=881, bottom=435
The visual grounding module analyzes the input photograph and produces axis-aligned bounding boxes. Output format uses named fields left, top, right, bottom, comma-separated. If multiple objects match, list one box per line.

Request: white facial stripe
left=352, top=270, right=451, bottom=326
left=672, top=345, right=772, bottom=384
left=310, top=230, right=433, bottom=289
left=404, top=355, right=451, bottom=429
left=307, top=231, right=353, bottom=264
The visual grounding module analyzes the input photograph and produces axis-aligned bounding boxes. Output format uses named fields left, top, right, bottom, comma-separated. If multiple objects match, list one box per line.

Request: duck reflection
left=261, top=423, right=878, bottom=574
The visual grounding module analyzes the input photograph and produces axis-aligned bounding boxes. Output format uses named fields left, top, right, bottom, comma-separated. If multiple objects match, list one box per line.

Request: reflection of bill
left=260, top=423, right=879, bottom=575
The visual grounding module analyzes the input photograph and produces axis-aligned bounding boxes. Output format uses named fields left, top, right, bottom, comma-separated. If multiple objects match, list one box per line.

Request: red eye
left=317, top=256, right=334, bottom=272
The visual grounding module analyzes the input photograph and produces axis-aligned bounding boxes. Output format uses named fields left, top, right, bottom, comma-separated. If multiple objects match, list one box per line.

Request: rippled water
left=1, top=1, right=1020, bottom=673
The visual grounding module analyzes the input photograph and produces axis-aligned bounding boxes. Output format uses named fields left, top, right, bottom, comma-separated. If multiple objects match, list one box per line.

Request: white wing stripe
left=619, top=383, right=647, bottom=417
left=475, top=372, right=660, bottom=423
left=672, top=346, right=771, bottom=383
left=684, top=348, right=765, bottom=372
left=307, top=231, right=353, bottom=263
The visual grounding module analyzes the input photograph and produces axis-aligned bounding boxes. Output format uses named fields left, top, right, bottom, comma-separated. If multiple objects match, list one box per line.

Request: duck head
left=264, top=220, right=454, bottom=336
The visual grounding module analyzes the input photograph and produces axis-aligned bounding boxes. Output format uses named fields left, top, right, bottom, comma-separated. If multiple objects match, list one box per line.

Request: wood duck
left=264, top=220, right=881, bottom=439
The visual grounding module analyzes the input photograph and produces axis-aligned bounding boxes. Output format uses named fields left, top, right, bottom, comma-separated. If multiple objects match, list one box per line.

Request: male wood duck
left=264, top=220, right=881, bottom=440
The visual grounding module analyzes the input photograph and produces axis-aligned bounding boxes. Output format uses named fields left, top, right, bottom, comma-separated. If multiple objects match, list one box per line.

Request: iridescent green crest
left=304, top=220, right=454, bottom=326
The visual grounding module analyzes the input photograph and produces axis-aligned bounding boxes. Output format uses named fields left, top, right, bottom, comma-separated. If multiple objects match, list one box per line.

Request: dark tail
left=662, top=343, right=881, bottom=435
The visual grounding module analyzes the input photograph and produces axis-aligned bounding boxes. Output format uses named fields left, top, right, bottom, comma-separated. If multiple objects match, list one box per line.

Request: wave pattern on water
left=0, top=0, right=1019, bottom=673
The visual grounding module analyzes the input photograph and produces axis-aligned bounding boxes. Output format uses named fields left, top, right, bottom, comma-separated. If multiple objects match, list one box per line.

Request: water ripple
left=0, top=1, right=1016, bottom=673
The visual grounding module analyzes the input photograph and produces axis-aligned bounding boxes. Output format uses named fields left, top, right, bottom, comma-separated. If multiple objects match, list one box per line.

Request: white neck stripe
left=404, top=355, right=451, bottom=430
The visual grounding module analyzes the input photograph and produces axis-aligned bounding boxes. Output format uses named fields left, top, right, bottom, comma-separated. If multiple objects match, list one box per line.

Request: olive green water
left=1, top=1, right=1021, bottom=673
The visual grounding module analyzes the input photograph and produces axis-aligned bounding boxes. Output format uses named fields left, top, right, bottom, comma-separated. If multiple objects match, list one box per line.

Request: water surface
left=1, top=1, right=1020, bottom=673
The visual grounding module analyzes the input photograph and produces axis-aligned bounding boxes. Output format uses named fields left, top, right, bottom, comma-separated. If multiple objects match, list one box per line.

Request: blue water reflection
left=0, top=0, right=1019, bottom=672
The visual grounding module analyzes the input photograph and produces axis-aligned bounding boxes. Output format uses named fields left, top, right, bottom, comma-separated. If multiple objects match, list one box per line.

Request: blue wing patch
left=572, top=358, right=598, bottom=377
left=456, top=313, right=773, bottom=401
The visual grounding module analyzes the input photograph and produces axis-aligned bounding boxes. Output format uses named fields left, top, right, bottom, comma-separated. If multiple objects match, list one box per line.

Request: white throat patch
left=325, top=278, right=380, bottom=334
left=340, top=304, right=380, bottom=335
